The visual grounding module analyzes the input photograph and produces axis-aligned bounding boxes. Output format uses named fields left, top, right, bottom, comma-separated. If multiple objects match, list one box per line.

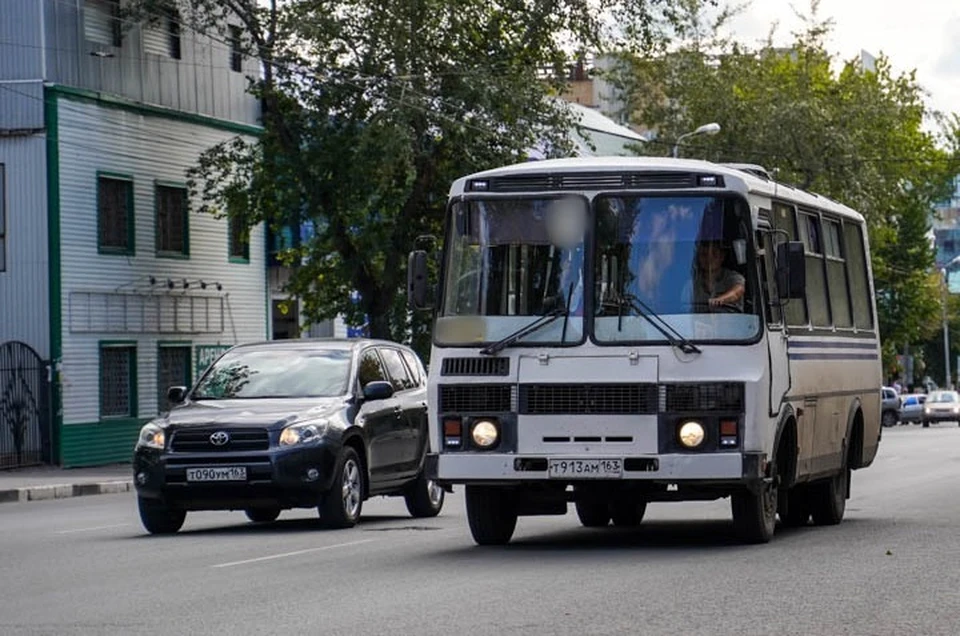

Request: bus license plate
left=548, top=458, right=623, bottom=479
left=186, top=466, right=247, bottom=482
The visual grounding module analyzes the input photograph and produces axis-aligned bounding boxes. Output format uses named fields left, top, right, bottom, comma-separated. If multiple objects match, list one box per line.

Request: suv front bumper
left=133, top=441, right=340, bottom=510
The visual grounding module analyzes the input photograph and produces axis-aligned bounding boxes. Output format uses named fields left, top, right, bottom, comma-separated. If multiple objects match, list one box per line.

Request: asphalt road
left=2, top=424, right=959, bottom=636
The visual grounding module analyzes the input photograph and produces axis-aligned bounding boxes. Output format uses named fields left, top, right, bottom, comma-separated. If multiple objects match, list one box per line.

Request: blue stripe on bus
left=787, top=352, right=879, bottom=361
left=787, top=340, right=878, bottom=350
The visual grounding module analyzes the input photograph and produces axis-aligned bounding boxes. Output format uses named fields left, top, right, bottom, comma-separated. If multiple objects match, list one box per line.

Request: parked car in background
left=921, top=390, right=960, bottom=427
left=881, top=386, right=900, bottom=427
left=133, top=339, right=443, bottom=534
left=899, top=394, right=927, bottom=424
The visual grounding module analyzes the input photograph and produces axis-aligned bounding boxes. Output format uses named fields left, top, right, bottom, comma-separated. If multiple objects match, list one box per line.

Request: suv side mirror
left=407, top=250, right=430, bottom=310
left=776, top=241, right=806, bottom=300
left=363, top=381, right=394, bottom=401
left=167, top=386, right=187, bottom=404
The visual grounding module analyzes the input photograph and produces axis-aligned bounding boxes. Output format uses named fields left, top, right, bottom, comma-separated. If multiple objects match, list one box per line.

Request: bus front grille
left=662, top=383, right=744, bottom=412
left=519, top=384, right=658, bottom=415
left=439, top=385, right=513, bottom=412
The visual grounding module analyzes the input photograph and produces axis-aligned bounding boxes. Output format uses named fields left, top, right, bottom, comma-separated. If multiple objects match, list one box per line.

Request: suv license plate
left=186, top=466, right=247, bottom=482
left=548, top=458, right=623, bottom=479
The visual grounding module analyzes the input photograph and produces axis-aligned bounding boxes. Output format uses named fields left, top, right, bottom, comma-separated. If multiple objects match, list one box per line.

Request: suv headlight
left=279, top=420, right=328, bottom=446
left=137, top=423, right=165, bottom=450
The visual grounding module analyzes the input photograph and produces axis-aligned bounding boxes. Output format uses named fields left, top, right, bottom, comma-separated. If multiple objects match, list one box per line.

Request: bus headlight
left=471, top=420, right=500, bottom=449
left=678, top=421, right=706, bottom=449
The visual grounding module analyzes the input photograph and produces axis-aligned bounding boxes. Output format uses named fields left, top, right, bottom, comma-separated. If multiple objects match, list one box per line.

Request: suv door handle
left=393, top=405, right=402, bottom=414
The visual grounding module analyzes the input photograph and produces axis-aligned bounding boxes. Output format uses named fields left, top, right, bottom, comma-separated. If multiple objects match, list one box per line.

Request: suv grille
left=439, top=385, right=512, bottom=412
left=519, top=384, right=658, bottom=415
left=170, top=428, right=270, bottom=452
left=441, top=357, right=509, bottom=376
left=663, top=383, right=744, bottom=412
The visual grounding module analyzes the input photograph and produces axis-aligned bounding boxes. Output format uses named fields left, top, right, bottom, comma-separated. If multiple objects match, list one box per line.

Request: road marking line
left=211, top=539, right=375, bottom=568
left=56, top=523, right=131, bottom=534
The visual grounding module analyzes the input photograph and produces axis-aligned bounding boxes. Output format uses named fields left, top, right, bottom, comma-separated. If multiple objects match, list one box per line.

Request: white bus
left=407, top=157, right=882, bottom=545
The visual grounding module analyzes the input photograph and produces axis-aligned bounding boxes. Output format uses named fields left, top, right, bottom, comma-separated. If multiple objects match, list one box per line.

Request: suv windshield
left=593, top=194, right=761, bottom=343
left=192, top=348, right=352, bottom=399
left=436, top=197, right=587, bottom=346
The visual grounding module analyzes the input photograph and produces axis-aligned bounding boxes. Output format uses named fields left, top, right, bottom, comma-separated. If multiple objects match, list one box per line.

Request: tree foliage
left=125, top=0, right=694, bottom=355
left=607, top=0, right=960, bottom=370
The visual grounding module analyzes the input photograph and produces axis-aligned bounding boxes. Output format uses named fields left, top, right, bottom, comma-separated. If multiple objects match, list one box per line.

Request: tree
left=124, top=0, right=695, bottom=355
left=607, top=0, right=960, bottom=370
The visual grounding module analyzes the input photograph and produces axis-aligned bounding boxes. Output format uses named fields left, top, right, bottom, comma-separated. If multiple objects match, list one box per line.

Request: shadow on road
left=120, top=512, right=430, bottom=538
left=424, top=517, right=873, bottom=557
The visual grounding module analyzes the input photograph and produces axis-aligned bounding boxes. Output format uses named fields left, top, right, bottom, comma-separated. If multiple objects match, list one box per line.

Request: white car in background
left=921, top=390, right=960, bottom=427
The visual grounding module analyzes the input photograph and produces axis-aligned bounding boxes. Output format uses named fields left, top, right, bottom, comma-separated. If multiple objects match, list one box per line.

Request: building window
left=98, top=174, right=135, bottom=255
left=158, top=344, right=191, bottom=413
left=155, top=183, right=189, bottom=257
left=229, top=215, right=250, bottom=263
left=84, top=0, right=121, bottom=47
left=229, top=25, right=243, bottom=72
left=100, top=343, right=138, bottom=419
left=0, top=164, right=5, bottom=272
left=167, top=10, right=181, bottom=60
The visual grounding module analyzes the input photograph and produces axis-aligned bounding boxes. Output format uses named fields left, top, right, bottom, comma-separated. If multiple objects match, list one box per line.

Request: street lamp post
left=672, top=122, right=721, bottom=158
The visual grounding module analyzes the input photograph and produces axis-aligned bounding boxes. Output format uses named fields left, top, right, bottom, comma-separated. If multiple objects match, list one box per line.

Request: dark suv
left=133, top=339, right=443, bottom=534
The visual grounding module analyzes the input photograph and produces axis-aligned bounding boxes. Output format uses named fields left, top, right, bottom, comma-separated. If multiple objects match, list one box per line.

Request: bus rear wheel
left=465, top=486, right=517, bottom=545
left=610, top=500, right=647, bottom=527
left=810, top=465, right=849, bottom=526
left=575, top=499, right=611, bottom=527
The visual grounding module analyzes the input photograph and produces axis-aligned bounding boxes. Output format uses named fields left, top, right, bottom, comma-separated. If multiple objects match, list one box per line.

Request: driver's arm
left=708, top=270, right=746, bottom=307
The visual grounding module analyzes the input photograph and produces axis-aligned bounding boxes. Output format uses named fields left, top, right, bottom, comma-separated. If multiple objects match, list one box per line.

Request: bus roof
left=451, top=156, right=865, bottom=224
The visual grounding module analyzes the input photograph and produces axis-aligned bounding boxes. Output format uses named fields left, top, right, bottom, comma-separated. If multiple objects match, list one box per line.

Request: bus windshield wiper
left=614, top=293, right=701, bottom=355
left=479, top=293, right=570, bottom=356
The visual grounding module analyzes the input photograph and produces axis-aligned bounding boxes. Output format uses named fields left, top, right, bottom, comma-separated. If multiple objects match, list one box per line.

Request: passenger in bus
left=690, top=240, right=746, bottom=312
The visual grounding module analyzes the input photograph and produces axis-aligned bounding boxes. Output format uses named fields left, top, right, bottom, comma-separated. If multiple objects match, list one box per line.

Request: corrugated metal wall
left=55, top=97, right=267, bottom=436
left=43, top=0, right=260, bottom=126
left=0, top=136, right=50, bottom=358
left=0, top=0, right=44, bottom=130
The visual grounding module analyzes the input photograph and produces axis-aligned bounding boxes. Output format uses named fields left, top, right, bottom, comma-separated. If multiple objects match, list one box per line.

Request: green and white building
left=0, top=0, right=268, bottom=466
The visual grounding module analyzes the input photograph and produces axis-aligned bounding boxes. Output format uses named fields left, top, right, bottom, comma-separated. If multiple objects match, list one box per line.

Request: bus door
left=758, top=222, right=790, bottom=417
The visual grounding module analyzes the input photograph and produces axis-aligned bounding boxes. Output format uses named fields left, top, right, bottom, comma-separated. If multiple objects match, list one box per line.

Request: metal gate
left=0, top=341, right=52, bottom=468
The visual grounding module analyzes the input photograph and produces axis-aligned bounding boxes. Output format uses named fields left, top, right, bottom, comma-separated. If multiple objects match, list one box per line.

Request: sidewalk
left=0, top=463, right=134, bottom=504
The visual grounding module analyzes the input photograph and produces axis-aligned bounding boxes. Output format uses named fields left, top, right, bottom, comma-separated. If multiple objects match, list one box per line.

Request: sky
left=721, top=0, right=960, bottom=120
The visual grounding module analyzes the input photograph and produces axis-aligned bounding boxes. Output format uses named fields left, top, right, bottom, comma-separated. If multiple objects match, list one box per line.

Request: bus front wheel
left=465, top=486, right=518, bottom=546
left=731, top=476, right=777, bottom=544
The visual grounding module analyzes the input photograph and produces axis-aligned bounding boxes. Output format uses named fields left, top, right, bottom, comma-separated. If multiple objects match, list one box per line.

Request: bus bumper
left=426, top=451, right=764, bottom=485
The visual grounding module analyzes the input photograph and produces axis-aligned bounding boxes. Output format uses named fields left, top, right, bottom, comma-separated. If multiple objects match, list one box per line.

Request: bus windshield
left=436, top=197, right=587, bottom=347
left=593, top=194, right=761, bottom=343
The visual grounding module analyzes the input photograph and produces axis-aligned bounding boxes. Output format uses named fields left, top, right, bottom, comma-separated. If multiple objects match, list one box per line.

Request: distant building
left=554, top=55, right=647, bottom=157
left=932, top=175, right=960, bottom=291
left=0, top=0, right=266, bottom=466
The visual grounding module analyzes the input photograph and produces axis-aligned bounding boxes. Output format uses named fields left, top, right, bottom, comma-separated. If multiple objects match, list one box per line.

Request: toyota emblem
left=209, top=431, right=230, bottom=446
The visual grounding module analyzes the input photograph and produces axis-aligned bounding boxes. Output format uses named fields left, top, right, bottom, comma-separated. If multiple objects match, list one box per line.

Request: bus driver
left=691, top=240, right=746, bottom=312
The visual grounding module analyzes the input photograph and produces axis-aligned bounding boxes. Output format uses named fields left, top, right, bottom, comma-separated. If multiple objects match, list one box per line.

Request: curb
left=0, top=480, right=134, bottom=504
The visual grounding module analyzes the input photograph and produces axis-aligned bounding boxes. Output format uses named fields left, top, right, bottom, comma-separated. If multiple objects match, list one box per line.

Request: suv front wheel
left=138, top=496, right=186, bottom=534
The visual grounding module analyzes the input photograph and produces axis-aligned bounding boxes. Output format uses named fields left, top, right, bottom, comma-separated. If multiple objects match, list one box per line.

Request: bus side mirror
left=776, top=241, right=806, bottom=300
left=407, top=250, right=430, bottom=310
